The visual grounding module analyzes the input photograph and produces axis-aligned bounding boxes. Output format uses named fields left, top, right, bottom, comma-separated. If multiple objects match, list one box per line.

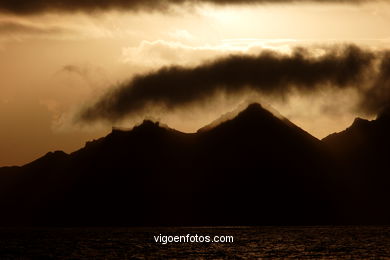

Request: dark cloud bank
left=0, top=0, right=382, bottom=14
left=80, top=45, right=390, bottom=123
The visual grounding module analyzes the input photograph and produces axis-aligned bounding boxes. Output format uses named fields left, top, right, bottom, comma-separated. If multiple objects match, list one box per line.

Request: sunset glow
left=1, top=1, right=390, bottom=165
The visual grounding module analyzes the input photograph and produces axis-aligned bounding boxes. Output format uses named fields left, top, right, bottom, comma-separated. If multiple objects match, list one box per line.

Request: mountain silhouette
left=0, top=103, right=388, bottom=225
left=322, top=107, right=390, bottom=223
left=323, top=106, right=390, bottom=173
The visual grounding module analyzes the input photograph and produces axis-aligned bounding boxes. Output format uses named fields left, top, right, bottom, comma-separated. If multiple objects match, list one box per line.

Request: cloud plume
left=0, top=0, right=381, bottom=15
left=79, top=45, right=390, bottom=123
left=0, top=20, right=71, bottom=37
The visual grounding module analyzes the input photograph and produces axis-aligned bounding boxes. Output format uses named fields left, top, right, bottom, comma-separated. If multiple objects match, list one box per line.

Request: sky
left=1, top=0, right=390, bottom=166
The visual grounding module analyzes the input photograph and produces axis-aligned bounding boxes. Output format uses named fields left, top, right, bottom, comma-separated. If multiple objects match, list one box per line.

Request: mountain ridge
left=0, top=102, right=389, bottom=226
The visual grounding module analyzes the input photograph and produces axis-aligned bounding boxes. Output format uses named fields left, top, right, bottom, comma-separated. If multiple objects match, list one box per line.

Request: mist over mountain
left=0, top=103, right=389, bottom=226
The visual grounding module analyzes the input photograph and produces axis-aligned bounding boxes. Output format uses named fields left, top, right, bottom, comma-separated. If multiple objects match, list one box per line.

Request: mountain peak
left=197, top=103, right=275, bottom=133
left=127, top=120, right=165, bottom=136
left=244, top=102, right=264, bottom=111
left=135, top=120, right=160, bottom=129
left=228, top=102, right=286, bottom=128
left=236, top=103, right=271, bottom=119
left=349, top=117, right=370, bottom=129
left=111, top=120, right=161, bottom=134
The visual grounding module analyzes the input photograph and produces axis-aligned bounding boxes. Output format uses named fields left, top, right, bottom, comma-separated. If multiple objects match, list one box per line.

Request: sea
left=0, top=226, right=389, bottom=259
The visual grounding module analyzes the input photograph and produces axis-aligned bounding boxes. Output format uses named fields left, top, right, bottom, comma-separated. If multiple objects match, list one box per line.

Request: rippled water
left=0, top=226, right=389, bottom=259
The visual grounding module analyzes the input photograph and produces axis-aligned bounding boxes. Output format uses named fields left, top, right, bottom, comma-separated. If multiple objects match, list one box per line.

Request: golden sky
left=1, top=1, right=390, bottom=166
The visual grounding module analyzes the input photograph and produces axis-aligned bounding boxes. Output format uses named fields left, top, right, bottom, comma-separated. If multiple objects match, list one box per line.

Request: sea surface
left=0, top=226, right=389, bottom=259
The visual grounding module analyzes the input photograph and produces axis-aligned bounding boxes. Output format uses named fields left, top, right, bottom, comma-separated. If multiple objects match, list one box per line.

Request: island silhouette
left=0, top=103, right=389, bottom=226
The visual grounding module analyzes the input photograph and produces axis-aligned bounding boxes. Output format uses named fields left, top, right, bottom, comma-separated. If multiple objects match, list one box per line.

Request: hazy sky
left=1, top=1, right=390, bottom=166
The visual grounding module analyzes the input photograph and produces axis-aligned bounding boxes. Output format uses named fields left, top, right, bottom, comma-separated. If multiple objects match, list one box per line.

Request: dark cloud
left=360, top=52, right=390, bottom=115
left=0, top=0, right=378, bottom=15
left=79, top=45, right=390, bottom=123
